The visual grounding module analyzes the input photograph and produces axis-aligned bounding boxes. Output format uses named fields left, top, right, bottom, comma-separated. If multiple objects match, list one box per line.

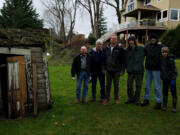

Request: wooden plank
left=32, top=57, right=38, bottom=117
left=0, top=47, right=31, bottom=55
left=30, top=47, right=42, bottom=53
left=7, top=56, right=27, bottom=118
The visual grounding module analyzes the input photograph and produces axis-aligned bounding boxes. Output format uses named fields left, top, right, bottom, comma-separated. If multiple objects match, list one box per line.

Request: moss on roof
left=0, top=29, right=49, bottom=46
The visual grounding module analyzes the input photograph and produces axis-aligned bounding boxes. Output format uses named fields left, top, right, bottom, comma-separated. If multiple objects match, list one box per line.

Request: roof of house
left=0, top=29, right=50, bottom=46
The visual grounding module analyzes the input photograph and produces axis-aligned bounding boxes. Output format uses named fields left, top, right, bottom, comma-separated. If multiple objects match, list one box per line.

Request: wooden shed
left=0, top=29, right=52, bottom=118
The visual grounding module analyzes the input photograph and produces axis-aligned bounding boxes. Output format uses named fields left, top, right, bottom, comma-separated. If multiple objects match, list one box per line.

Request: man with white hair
left=90, top=39, right=105, bottom=102
left=71, top=46, right=91, bottom=103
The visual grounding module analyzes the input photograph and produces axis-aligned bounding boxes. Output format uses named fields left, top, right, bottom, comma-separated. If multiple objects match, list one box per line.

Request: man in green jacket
left=125, top=36, right=145, bottom=104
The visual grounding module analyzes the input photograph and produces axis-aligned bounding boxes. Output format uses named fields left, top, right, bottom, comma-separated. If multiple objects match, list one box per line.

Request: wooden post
left=32, top=57, right=38, bottom=116
left=145, top=29, right=148, bottom=46
left=126, top=30, right=129, bottom=47
left=138, top=10, right=141, bottom=26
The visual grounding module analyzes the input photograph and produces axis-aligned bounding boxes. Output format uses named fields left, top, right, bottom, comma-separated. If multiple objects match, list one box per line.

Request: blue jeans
left=76, top=71, right=89, bottom=99
left=144, top=69, right=162, bottom=103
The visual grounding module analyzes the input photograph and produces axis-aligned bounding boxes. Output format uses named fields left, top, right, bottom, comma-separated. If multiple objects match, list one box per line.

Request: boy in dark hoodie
left=161, top=47, right=178, bottom=112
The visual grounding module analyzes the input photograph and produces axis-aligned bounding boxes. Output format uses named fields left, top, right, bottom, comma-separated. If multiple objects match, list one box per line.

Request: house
left=102, top=0, right=180, bottom=45
left=0, top=29, right=52, bottom=119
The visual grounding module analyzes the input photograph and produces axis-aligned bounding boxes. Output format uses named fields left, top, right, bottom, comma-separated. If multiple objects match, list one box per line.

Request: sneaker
left=134, top=101, right=141, bottom=105
left=141, top=99, right=149, bottom=107
left=172, top=108, right=177, bottom=113
left=154, top=103, right=161, bottom=110
left=103, top=100, right=110, bottom=105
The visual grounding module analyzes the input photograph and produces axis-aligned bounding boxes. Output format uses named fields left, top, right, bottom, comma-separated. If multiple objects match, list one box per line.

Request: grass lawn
left=0, top=60, right=180, bottom=135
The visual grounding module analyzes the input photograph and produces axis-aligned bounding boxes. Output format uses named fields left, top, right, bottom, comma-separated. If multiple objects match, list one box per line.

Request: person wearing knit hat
left=141, top=33, right=163, bottom=109
left=124, top=36, right=145, bottom=105
left=160, top=47, right=178, bottom=112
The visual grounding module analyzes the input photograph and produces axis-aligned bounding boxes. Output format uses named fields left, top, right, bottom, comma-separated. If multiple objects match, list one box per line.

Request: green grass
left=0, top=60, right=180, bottom=135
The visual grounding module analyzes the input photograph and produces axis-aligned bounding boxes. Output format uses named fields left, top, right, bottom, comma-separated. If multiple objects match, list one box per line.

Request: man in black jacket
left=103, top=34, right=125, bottom=105
left=141, top=33, right=163, bottom=109
left=90, top=39, right=105, bottom=102
left=71, top=46, right=91, bottom=103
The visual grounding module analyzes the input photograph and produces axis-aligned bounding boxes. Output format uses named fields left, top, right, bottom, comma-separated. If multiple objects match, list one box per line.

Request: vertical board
left=7, top=56, right=27, bottom=118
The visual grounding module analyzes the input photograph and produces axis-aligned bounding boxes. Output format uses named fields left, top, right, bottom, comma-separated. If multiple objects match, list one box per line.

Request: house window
left=156, top=10, right=168, bottom=22
left=128, top=0, right=134, bottom=11
left=170, top=9, right=179, bottom=21
left=145, top=0, right=151, bottom=5
left=157, top=12, right=161, bottom=22
left=163, top=10, right=168, bottom=20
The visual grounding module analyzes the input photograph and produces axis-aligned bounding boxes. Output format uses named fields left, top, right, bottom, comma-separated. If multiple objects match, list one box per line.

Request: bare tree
left=103, top=0, right=128, bottom=24
left=42, top=0, right=78, bottom=47
left=78, top=0, right=103, bottom=38
left=43, top=10, right=61, bottom=35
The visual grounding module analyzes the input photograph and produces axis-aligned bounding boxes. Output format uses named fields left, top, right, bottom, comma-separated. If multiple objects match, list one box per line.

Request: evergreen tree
left=161, top=25, right=180, bottom=57
left=0, top=0, right=43, bottom=29
left=97, top=6, right=107, bottom=38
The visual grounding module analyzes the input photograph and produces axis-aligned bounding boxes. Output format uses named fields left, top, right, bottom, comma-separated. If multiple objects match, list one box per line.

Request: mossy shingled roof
left=0, top=29, right=49, bottom=46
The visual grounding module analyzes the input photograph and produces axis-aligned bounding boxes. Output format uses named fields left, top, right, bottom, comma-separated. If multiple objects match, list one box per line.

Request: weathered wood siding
left=30, top=47, right=49, bottom=109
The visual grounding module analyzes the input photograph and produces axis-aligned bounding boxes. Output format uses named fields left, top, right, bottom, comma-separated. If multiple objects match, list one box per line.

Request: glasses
left=161, top=52, right=168, bottom=53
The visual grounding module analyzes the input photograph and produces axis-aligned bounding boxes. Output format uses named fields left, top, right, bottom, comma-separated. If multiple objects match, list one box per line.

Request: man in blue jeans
left=141, top=33, right=163, bottom=109
left=71, top=46, right=91, bottom=103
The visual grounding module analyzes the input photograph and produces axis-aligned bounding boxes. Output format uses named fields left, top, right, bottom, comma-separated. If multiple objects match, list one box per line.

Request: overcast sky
left=0, top=0, right=118, bottom=37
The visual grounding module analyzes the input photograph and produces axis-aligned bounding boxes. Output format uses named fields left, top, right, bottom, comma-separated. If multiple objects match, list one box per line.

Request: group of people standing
left=71, top=33, right=178, bottom=112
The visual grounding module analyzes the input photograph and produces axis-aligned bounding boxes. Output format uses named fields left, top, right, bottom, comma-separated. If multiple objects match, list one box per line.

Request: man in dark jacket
left=71, top=46, right=91, bottom=103
left=160, top=47, right=178, bottom=112
left=125, top=36, right=145, bottom=105
left=141, top=33, right=163, bottom=109
left=103, top=34, right=125, bottom=105
left=90, top=39, right=105, bottom=102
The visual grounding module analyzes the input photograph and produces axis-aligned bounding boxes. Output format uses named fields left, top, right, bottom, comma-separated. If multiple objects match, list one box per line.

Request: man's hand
left=72, top=77, right=76, bottom=80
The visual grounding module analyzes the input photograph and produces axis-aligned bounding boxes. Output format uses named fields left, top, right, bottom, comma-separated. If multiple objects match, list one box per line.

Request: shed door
left=7, top=56, right=27, bottom=118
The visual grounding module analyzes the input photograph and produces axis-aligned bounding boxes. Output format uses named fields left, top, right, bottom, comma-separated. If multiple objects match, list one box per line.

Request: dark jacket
left=125, top=45, right=145, bottom=74
left=160, top=54, right=177, bottom=81
left=90, top=47, right=105, bottom=73
left=145, top=43, right=163, bottom=70
left=71, top=53, right=91, bottom=77
left=104, top=45, right=125, bottom=72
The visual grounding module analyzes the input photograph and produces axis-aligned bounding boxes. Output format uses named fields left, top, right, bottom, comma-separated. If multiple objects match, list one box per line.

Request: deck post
left=138, top=10, right=141, bottom=26
left=145, top=29, right=148, bottom=45
left=126, top=30, right=129, bottom=47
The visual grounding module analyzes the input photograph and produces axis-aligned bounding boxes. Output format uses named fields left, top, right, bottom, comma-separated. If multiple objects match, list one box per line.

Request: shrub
left=161, top=25, right=180, bottom=57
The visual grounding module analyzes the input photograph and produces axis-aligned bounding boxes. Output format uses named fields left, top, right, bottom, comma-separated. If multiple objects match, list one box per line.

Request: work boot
left=162, top=96, right=168, bottom=111
left=90, top=98, right=96, bottom=102
left=115, top=100, right=119, bottom=104
left=75, top=99, right=80, bottom=104
left=141, top=99, right=149, bottom=107
left=172, top=97, right=177, bottom=113
left=124, top=100, right=134, bottom=104
left=82, top=98, right=88, bottom=103
left=103, top=99, right=110, bottom=105
left=154, top=103, right=161, bottom=110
